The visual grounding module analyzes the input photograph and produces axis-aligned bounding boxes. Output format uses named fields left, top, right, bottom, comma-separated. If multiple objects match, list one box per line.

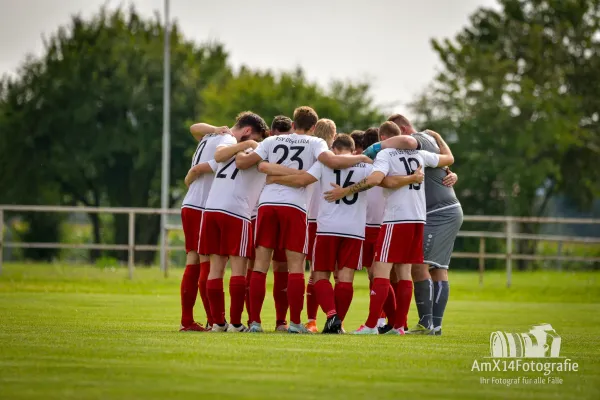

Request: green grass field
left=1, top=264, right=599, bottom=399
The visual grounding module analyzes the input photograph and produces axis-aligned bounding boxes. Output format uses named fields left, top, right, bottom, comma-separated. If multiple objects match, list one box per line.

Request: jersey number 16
left=333, top=170, right=358, bottom=205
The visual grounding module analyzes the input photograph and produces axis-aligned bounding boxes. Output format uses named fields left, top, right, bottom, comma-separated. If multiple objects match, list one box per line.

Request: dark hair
left=350, top=130, right=364, bottom=150
left=379, top=121, right=401, bottom=138
left=387, top=113, right=412, bottom=128
left=362, top=127, right=380, bottom=148
left=271, top=115, right=292, bottom=133
left=235, top=111, right=269, bottom=138
left=332, top=134, right=355, bottom=152
left=293, top=106, right=318, bottom=131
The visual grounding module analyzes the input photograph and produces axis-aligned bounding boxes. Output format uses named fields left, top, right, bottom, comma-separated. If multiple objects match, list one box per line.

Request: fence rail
left=0, top=205, right=598, bottom=286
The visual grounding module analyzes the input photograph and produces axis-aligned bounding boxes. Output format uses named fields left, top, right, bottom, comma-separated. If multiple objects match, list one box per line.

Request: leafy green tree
left=199, top=67, right=384, bottom=133
left=0, top=6, right=228, bottom=263
left=411, top=0, right=600, bottom=268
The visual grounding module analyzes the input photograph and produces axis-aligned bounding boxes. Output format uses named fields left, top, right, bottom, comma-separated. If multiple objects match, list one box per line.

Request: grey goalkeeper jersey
left=412, top=132, right=461, bottom=214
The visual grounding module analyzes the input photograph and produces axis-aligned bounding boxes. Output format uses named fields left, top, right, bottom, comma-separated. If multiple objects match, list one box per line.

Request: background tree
left=0, top=6, right=384, bottom=264
left=411, top=0, right=600, bottom=268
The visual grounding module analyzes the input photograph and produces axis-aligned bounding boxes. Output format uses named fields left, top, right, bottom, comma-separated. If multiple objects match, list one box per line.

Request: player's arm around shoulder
left=214, top=140, right=258, bottom=163
left=266, top=172, right=317, bottom=188
left=184, top=160, right=217, bottom=187
left=380, top=135, right=419, bottom=151
left=425, top=130, right=454, bottom=167
left=189, top=123, right=230, bottom=141
left=236, top=136, right=273, bottom=170
left=323, top=170, right=386, bottom=202
left=318, top=151, right=373, bottom=169
left=380, top=165, right=424, bottom=189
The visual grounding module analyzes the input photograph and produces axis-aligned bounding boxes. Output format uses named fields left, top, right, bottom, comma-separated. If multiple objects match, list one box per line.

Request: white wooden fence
left=0, top=205, right=599, bottom=286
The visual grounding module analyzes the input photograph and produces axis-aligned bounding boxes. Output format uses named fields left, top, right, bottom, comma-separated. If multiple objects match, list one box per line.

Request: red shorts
left=362, top=226, right=380, bottom=268
left=374, top=223, right=424, bottom=264
left=181, top=207, right=203, bottom=253
left=255, top=205, right=308, bottom=254
left=312, top=235, right=363, bottom=272
left=306, top=221, right=318, bottom=261
left=249, top=218, right=287, bottom=262
left=199, top=211, right=253, bottom=258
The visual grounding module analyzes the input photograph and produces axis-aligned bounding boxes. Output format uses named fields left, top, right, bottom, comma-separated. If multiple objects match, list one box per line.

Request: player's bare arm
left=214, top=140, right=258, bottom=163
left=257, top=161, right=304, bottom=176
left=380, top=135, right=419, bottom=151
left=184, top=162, right=214, bottom=187
left=443, top=171, right=458, bottom=187
left=380, top=165, right=424, bottom=189
left=266, top=172, right=318, bottom=188
left=425, top=130, right=455, bottom=167
left=189, top=123, right=230, bottom=141
left=324, top=171, right=385, bottom=202
left=318, top=151, right=373, bottom=169
left=235, top=151, right=263, bottom=170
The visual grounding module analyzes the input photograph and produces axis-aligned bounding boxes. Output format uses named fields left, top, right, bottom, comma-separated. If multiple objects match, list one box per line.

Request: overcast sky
left=0, top=0, right=498, bottom=112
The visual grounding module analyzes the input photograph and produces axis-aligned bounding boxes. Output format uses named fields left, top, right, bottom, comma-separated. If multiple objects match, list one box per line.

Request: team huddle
left=179, top=106, right=463, bottom=335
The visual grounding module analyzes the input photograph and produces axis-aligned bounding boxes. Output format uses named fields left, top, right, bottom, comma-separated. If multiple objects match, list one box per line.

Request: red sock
left=249, top=271, right=267, bottom=324
left=229, top=276, right=246, bottom=325
left=245, top=268, right=252, bottom=325
left=287, top=273, right=305, bottom=324
left=314, top=279, right=336, bottom=318
left=206, top=278, right=225, bottom=325
left=273, top=271, right=289, bottom=325
left=198, top=262, right=211, bottom=325
left=365, top=278, right=390, bottom=328
left=334, top=282, right=353, bottom=321
left=306, top=278, right=318, bottom=321
left=383, top=283, right=397, bottom=327
left=394, top=280, right=413, bottom=329
left=180, top=264, right=200, bottom=326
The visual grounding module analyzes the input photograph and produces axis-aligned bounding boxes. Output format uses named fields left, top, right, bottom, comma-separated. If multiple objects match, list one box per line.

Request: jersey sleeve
left=311, top=138, right=329, bottom=159
left=413, top=133, right=440, bottom=153
left=217, top=134, right=237, bottom=148
left=372, top=151, right=391, bottom=176
left=254, top=137, right=272, bottom=160
left=419, top=150, right=440, bottom=168
left=307, top=161, right=323, bottom=180
left=208, top=159, right=218, bottom=172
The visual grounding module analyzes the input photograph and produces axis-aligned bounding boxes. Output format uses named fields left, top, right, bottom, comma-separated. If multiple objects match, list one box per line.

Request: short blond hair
left=379, top=121, right=401, bottom=138
left=313, top=118, right=336, bottom=146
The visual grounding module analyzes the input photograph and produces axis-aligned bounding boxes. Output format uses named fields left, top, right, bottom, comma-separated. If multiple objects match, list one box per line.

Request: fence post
left=478, top=236, right=485, bottom=287
left=556, top=241, right=563, bottom=271
left=163, top=225, right=169, bottom=278
left=128, top=212, right=135, bottom=280
left=0, top=208, right=4, bottom=275
left=506, top=218, right=514, bottom=288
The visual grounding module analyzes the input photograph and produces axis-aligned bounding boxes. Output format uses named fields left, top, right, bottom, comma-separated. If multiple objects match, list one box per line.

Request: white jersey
left=307, top=181, right=321, bottom=223
left=182, top=134, right=236, bottom=210
left=366, top=186, right=385, bottom=227
left=307, top=161, right=373, bottom=239
left=373, top=149, right=439, bottom=224
left=255, top=133, right=329, bottom=212
left=205, top=149, right=266, bottom=221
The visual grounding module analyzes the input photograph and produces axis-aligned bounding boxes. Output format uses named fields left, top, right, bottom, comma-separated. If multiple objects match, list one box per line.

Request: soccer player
left=305, top=118, right=337, bottom=333
left=246, top=115, right=293, bottom=331
left=350, top=130, right=365, bottom=154
left=324, top=121, right=454, bottom=335
left=179, top=122, right=237, bottom=332
left=199, top=112, right=270, bottom=332
left=367, top=114, right=461, bottom=335
left=265, top=134, right=371, bottom=333
left=236, top=106, right=372, bottom=333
